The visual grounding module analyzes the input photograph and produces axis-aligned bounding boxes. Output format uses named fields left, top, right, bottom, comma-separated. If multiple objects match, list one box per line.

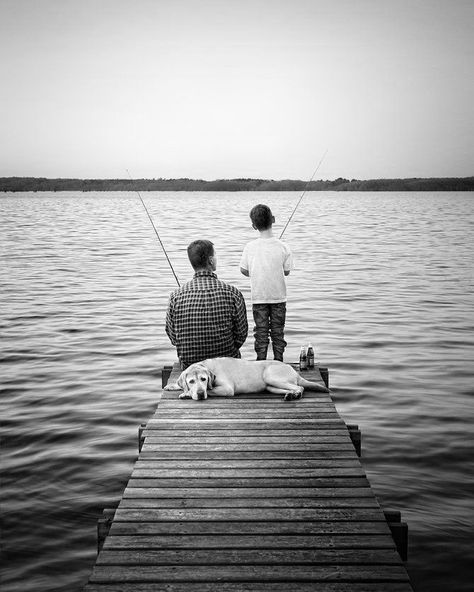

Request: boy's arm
left=239, top=245, right=249, bottom=277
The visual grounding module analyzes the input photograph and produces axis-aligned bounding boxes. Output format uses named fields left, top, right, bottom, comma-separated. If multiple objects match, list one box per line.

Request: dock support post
left=346, top=423, right=362, bottom=456
left=138, top=423, right=146, bottom=452
left=319, top=366, right=329, bottom=389
left=162, top=365, right=173, bottom=388
left=384, top=509, right=408, bottom=561
left=97, top=507, right=116, bottom=554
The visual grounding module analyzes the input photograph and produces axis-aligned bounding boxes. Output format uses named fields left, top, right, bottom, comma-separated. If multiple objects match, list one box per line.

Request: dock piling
left=97, top=507, right=116, bottom=554
left=346, top=423, right=362, bottom=456
left=385, top=509, right=409, bottom=561
left=137, top=423, right=146, bottom=452
left=161, top=365, right=173, bottom=388
left=319, top=366, right=329, bottom=389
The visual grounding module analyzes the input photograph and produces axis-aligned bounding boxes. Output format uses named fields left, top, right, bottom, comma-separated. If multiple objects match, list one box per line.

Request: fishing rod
left=126, top=169, right=181, bottom=287
left=279, top=149, right=328, bottom=239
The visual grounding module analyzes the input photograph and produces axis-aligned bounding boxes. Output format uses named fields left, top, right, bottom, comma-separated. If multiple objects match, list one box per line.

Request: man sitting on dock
left=166, top=239, right=248, bottom=369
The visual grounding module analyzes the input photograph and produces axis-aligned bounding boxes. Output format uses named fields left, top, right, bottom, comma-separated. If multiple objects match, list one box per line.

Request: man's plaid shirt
left=166, top=271, right=248, bottom=368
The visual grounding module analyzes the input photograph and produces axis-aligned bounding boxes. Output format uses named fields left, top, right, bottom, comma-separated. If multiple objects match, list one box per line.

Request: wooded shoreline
left=1, top=176, right=473, bottom=192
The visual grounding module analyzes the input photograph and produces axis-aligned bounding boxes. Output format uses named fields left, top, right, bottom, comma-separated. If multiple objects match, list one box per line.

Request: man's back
left=166, top=270, right=248, bottom=368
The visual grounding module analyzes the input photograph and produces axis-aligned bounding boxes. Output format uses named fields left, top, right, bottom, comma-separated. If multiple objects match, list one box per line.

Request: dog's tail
left=297, top=376, right=330, bottom=393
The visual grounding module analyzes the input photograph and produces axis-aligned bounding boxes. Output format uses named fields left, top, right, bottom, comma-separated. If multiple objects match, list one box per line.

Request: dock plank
left=109, top=520, right=393, bottom=536
left=122, top=486, right=376, bottom=498
left=101, top=533, right=396, bottom=550
left=118, top=497, right=381, bottom=509
left=132, top=459, right=362, bottom=469
left=89, top=564, right=410, bottom=583
left=85, top=584, right=413, bottom=592
left=96, top=548, right=402, bottom=565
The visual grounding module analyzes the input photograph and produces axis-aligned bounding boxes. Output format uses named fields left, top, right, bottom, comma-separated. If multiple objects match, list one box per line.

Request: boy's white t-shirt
left=240, top=237, right=292, bottom=304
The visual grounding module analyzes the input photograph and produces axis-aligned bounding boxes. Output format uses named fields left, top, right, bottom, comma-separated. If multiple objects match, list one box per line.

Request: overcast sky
left=1, top=0, right=473, bottom=180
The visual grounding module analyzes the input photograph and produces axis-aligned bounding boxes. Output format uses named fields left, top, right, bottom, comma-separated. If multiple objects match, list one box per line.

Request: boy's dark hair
left=187, top=239, right=214, bottom=270
left=250, top=204, right=273, bottom=230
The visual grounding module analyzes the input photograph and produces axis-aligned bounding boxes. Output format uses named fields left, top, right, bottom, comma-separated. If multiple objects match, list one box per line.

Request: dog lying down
left=164, top=357, right=330, bottom=401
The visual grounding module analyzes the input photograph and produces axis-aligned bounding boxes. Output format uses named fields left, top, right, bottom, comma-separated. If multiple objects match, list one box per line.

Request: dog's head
left=178, top=363, right=216, bottom=400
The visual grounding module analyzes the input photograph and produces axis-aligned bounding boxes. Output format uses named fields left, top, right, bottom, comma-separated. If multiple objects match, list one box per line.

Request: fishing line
left=126, top=169, right=181, bottom=287
left=279, top=149, right=328, bottom=239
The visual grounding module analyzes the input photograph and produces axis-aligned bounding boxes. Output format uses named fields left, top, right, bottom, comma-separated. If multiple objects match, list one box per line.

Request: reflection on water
left=1, top=191, right=473, bottom=591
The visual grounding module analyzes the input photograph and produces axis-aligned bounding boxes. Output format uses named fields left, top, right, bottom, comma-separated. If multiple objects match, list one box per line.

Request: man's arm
left=165, top=295, right=177, bottom=345
left=233, top=291, right=248, bottom=348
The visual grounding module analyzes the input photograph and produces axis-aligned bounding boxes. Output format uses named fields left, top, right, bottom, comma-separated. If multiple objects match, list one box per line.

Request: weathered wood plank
left=122, top=486, right=375, bottom=498
left=146, top=418, right=345, bottom=426
left=127, top=477, right=370, bottom=488
left=149, top=414, right=344, bottom=423
left=133, top=459, right=362, bottom=469
left=101, top=533, right=396, bottom=550
left=159, top=392, right=330, bottom=400
left=109, top=521, right=393, bottom=536
left=157, top=398, right=333, bottom=406
left=85, top=583, right=414, bottom=592
left=140, top=443, right=356, bottom=453
left=96, top=548, right=402, bottom=565
left=155, top=404, right=338, bottom=411
left=159, top=391, right=328, bottom=399
left=138, top=449, right=358, bottom=459
left=88, top=564, right=410, bottom=583
left=130, top=468, right=366, bottom=479
left=113, top=508, right=384, bottom=522
left=142, top=436, right=352, bottom=445
left=118, top=497, right=381, bottom=509
left=154, top=408, right=339, bottom=416
left=160, top=390, right=329, bottom=401
left=142, top=428, right=349, bottom=436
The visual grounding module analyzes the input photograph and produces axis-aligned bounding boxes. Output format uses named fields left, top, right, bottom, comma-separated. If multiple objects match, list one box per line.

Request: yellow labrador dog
left=164, top=357, right=329, bottom=401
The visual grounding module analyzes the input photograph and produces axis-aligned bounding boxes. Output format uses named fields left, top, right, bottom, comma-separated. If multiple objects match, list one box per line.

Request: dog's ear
left=177, top=370, right=188, bottom=392
left=206, top=368, right=216, bottom=389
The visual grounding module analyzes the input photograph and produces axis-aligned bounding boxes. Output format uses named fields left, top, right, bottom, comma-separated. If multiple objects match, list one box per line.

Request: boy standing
left=240, top=204, right=293, bottom=361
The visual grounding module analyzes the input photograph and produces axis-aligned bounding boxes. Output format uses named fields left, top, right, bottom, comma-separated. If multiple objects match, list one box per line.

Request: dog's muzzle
left=197, top=391, right=206, bottom=400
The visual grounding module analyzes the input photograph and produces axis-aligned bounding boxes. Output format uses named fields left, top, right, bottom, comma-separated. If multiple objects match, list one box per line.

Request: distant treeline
left=1, top=176, right=473, bottom=192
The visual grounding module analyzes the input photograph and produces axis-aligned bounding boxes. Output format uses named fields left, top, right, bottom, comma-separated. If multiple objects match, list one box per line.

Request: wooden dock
left=84, top=363, right=413, bottom=591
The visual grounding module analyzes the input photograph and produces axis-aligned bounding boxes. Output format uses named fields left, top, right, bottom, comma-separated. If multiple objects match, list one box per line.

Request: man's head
left=249, top=204, right=274, bottom=230
left=187, top=239, right=216, bottom=271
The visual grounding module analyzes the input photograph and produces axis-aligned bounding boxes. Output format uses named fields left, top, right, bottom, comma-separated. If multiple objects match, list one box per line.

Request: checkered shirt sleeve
left=166, top=271, right=248, bottom=367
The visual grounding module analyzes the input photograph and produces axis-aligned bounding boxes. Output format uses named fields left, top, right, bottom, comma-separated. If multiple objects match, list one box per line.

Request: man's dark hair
left=250, top=204, right=273, bottom=230
left=187, top=239, right=214, bottom=270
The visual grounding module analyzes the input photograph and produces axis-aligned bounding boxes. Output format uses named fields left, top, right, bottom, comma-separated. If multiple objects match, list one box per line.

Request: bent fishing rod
left=126, top=169, right=181, bottom=287
left=279, top=148, right=328, bottom=239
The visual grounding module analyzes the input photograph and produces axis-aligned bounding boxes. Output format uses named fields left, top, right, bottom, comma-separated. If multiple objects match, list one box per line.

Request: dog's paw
left=283, top=389, right=303, bottom=401
left=164, top=382, right=181, bottom=391
left=179, top=392, right=191, bottom=399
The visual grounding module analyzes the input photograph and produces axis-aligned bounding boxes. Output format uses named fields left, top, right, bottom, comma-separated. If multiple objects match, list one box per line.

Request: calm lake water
left=1, top=191, right=473, bottom=591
